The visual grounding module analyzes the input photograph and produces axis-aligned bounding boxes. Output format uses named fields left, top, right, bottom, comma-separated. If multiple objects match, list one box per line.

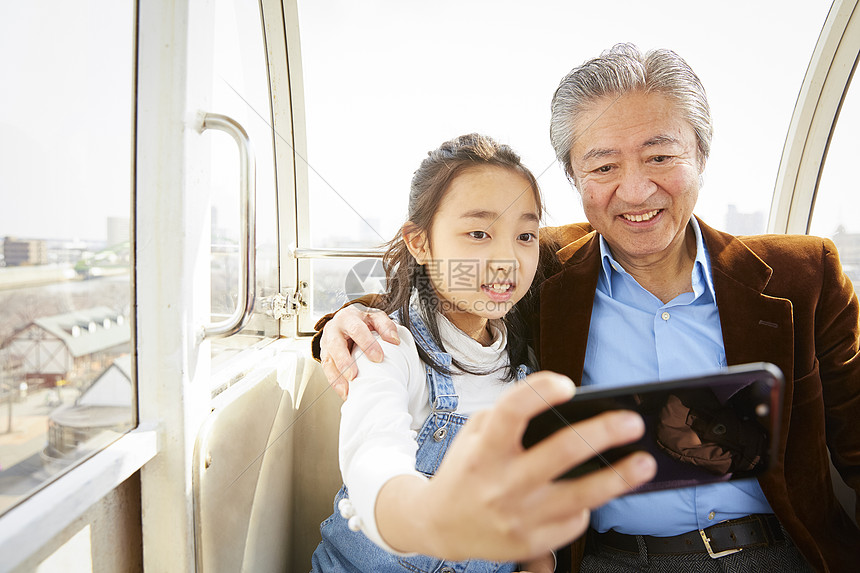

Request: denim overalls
left=311, top=308, right=530, bottom=573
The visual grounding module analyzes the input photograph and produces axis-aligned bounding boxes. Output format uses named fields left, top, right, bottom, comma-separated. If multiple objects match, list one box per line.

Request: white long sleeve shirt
left=339, top=312, right=512, bottom=551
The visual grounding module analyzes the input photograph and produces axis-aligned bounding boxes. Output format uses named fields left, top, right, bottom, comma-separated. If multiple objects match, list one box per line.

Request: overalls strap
left=396, top=306, right=459, bottom=412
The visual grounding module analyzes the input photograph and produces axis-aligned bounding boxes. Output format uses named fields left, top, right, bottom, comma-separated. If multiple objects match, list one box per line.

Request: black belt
left=588, top=514, right=784, bottom=558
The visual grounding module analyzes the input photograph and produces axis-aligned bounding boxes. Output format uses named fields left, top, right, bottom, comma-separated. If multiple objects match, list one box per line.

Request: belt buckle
left=698, top=529, right=743, bottom=558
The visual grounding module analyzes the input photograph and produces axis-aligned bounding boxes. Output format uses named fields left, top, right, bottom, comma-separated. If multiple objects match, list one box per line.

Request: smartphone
left=521, top=362, right=784, bottom=494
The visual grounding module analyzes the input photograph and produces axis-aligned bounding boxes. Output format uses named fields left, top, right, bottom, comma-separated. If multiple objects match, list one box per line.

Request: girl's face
left=406, top=165, right=541, bottom=341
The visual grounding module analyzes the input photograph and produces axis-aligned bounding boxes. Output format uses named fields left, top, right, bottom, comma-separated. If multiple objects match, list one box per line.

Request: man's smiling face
left=569, top=90, right=703, bottom=269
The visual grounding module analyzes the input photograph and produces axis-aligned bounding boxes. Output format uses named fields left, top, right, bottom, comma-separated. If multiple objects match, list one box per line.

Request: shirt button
left=661, top=311, right=670, bottom=321
left=708, top=511, right=716, bottom=520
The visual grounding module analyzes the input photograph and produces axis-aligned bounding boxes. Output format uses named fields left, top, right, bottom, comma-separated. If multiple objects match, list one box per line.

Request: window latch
left=265, top=283, right=307, bottom=320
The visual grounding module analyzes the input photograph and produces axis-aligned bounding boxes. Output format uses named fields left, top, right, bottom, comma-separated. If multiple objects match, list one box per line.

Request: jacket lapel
left=699, top=219, right=795, bottom=381
left=538, top=232, right=601, bottom=386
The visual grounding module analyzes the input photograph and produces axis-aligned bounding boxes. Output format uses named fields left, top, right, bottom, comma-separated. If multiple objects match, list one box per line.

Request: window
left=0, top=0, right=135, bottom=514
left=294, top=0, right=834, bottom=329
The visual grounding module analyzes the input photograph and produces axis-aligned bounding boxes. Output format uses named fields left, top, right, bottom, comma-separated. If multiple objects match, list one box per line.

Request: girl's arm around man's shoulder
left=337, top=324, right=429, bottom=552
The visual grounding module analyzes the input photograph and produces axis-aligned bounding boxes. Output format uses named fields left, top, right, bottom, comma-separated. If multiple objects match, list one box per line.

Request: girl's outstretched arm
left=374, top=371, right=657, bottom=562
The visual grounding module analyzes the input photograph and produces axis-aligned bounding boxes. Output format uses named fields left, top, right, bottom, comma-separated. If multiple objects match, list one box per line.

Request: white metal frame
left=272, top=0, right=306, bottom=339
left=135, top=0, right=217, bottom=569
left=136, top=0, right=304, bottom=568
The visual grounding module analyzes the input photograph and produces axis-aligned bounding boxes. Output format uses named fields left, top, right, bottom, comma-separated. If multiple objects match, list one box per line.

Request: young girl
left=311, top=134, right=554, bottom=573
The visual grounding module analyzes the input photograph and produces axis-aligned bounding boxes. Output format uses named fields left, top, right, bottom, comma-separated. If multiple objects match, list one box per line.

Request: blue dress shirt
left=585, top=218, right=774, bottom=536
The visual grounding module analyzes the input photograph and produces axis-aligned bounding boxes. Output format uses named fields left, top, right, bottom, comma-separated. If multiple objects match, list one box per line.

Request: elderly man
left=317, top=44, right=860, bottom=571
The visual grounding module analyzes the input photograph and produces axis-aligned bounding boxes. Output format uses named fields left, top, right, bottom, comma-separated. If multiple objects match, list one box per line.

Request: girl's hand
left=375, top=371, right=657, bottom=562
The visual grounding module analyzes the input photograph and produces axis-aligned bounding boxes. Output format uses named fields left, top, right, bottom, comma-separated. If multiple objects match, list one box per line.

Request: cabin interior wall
left=191, top=338, right=343, bottom=572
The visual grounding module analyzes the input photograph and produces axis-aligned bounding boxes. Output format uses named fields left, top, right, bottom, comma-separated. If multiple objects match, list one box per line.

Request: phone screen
left=521, top=362, right=784, bottom=494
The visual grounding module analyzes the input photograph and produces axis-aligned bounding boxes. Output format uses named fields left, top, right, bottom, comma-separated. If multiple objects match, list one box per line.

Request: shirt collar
left=598, top=217, right=716, bottom=302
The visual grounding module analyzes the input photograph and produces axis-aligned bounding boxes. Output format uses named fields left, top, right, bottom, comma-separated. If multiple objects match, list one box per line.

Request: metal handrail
left=289, top=246, right=384, bottom=259
left=201, top=113, right=257, bottom=338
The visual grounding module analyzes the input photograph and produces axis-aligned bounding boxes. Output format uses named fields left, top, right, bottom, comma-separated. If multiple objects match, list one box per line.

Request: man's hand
left=319, top=304, right=400, bottom=399
left=375, top=372, right=657, bottom=562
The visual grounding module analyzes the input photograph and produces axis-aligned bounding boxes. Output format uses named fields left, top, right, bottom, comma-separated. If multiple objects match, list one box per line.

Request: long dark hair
left=380, top=133, right=547, bottom=380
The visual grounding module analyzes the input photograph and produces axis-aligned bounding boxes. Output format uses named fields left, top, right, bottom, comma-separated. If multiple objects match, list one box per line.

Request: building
left=831, top=226, right=860, bottom=284
left=0, top=306, right=131, bottom=391
left=2, top=236, right=47, bottom=266
left=724, top=205, right=766, bottom=236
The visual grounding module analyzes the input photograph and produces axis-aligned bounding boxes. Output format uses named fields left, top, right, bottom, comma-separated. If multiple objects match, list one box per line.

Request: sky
left=296, top=0, right=847, bottom=245
left=0, top=0, right=850, bottom=245
left=0, top=1, right=134, bottom=243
